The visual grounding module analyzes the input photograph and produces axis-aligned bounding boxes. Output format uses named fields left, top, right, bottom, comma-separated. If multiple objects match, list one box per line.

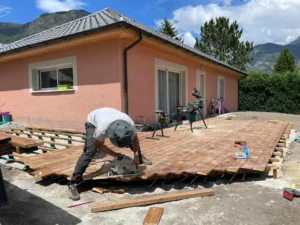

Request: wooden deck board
left=9, top=119, right=288, bottom=180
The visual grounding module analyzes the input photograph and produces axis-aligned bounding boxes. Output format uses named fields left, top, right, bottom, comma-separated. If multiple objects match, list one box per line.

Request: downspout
left=123, top=32, right=143, bottom=114
left=238, top=75, right=247, bottom=110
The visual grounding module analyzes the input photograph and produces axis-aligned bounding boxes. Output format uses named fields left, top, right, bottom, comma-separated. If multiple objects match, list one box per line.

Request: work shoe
left=139, top=155, right=152, bottom=165
left=68, top=184, right=80, bottom=201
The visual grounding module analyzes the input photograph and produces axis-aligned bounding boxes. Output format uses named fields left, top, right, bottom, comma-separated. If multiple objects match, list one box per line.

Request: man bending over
left=68, top=107, right=152, bottom=201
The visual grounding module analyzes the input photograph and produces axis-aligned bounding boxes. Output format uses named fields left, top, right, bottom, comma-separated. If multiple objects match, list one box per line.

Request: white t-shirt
left=87, top=107, right=137, bottom=141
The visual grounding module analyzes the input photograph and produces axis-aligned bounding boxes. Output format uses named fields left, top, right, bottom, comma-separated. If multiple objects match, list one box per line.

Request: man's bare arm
left=95, top=140, right=120, bottom=157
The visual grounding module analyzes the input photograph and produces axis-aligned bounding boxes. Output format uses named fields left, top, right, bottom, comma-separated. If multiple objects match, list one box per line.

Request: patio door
left=158, top=70, right=180, bottom=117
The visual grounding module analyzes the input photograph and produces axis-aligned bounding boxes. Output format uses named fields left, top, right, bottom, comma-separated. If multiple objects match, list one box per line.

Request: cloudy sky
left=1, top=0, right=300, bottom=46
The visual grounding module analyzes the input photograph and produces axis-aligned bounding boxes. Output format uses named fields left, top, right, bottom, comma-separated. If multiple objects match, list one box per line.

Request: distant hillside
left=248, top=39, right=300, bottom=73
left=0, top=10, right=90, bottom=44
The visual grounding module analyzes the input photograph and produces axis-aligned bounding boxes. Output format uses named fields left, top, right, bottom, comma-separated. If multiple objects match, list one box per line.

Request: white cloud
left=182, top=32, right=196, bottom=47
left=163, top=0, right=300, bottom=45
left=36, top=0, right=87, bottom=13
left=0, top=7, right=12, bottom=17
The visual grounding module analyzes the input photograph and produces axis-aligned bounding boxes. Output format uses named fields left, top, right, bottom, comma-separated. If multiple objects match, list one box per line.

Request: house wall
left=0, top=39, right=122, bottom=130
left=124, top=39, right=239, bottom=125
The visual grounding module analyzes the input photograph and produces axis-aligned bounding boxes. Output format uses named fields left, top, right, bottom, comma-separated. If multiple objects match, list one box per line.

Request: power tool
left=107, top=155, right=139, bottom=178
left=283, top=184, right=300, bottom=201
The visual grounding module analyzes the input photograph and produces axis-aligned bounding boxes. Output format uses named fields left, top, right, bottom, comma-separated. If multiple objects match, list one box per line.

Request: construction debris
left=92, top=187, right=127, bottom=194
left=143, top=207, right=164, bottom=225
left=91, top=189, right=215, bottom=213
left=67, top=200, right=94, bottom=208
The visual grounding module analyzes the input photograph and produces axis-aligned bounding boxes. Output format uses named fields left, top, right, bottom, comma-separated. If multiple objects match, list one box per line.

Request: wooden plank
left=143, top=207, right=164, bottom=225
left=0, top=132, right=44, bottom=148
left=91, top=189, right=215, bottom=213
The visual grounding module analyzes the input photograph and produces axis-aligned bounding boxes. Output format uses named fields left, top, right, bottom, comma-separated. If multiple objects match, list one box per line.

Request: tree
left=159, top=19, right=181, bottom=41
left=273, top=47, right=296, bottom=73
left=194, top=17, right=253, bottom=71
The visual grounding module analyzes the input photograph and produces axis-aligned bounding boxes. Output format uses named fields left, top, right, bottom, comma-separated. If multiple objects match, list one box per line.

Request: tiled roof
left=0, top=8, right=247, bottom=75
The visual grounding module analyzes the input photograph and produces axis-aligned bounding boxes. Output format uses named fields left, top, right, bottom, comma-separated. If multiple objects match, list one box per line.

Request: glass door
left=157, top=70, right=180, bottom=117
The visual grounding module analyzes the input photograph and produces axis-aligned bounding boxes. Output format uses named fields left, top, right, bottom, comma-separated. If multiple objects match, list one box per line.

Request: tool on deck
left=107, top=155, right=139, bottom=178
left=174, top=88, right=207, bottom=132
left=283, top=184, right=300, bottom=201
left=234, top=141, right=250, bottom=159
left=147, top=110, right=169, bottom=140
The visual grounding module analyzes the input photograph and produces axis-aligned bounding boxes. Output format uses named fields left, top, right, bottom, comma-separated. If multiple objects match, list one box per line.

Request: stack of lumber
left=0, top=135, right=14, bottom=156
left=0, top=132, right=44, bottom=153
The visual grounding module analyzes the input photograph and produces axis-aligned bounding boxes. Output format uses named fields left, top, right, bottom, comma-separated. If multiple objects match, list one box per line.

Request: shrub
left=239, top=71, right=300, bottom=114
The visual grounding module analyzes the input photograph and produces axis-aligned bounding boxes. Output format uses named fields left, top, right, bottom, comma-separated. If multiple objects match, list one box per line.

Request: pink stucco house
left=0, top=8, right=247, bottom=130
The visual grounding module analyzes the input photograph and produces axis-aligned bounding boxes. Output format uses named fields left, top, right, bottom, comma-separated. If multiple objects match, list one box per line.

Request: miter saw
left=107, top=155, right=139, bottom=178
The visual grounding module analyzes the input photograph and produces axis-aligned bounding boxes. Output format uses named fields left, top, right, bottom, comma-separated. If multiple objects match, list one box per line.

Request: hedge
left=239, top=71, right=300, bottom=114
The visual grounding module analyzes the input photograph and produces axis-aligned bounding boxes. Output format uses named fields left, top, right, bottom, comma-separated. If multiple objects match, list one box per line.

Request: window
left=29, top=56, right=77, bottom=93
left=218, top=76, right=225, bottom=99
left=39, top=67, right=74, bottom=91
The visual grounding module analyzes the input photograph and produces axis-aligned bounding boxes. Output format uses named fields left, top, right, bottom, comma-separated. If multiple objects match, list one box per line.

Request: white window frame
left=39, top=66, right=74, bottom=91
left=217, top=75, right=225, bottom=100
left=155, top=58, right=188, bottom=117
left=28, top=56, right=78, bottom=93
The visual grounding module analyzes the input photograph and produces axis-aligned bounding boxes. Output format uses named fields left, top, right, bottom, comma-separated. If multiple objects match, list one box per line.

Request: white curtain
left=168, top=72, right=179, bottom=117
left=158, top=70, right=167, bottom=113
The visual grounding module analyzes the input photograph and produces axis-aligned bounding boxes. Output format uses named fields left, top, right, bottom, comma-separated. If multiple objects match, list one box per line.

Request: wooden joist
left=143, top=207, right=164, bottom=225
left=26, top=126, right=85, bottom=135
left=7, top=131, right=85, bottom=143
left=91, top=189, right=215, bottom=213
left=38, top=146, right=61, bottom=152
left=43, top=140, right=74, bottom=148
left=11, top=128, right=86, bottom=138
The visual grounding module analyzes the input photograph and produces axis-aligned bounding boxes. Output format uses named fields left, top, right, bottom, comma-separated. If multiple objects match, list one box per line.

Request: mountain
left=0, top=10, right=90, bottom=45
left=248, top=38, right=300, bottom=73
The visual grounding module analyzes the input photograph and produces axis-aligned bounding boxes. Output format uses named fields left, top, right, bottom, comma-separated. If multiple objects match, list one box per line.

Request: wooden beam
left=91, top=189, right=214, bottom=213
left=143, top=207, right=164, bottom=225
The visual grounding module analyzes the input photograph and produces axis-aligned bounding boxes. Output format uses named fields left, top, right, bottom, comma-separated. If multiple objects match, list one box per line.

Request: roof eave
left=0, top=21, right=124, bottom=57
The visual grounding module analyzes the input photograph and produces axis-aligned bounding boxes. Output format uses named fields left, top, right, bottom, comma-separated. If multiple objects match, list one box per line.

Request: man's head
left=108, top=120, right=134, bottom=147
